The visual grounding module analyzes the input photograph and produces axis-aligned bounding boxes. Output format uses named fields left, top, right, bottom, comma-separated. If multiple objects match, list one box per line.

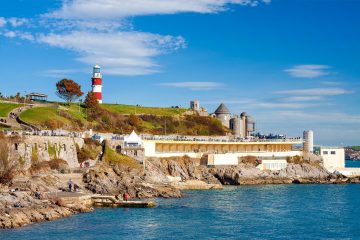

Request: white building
left=320, top=147, right=345, bottom=172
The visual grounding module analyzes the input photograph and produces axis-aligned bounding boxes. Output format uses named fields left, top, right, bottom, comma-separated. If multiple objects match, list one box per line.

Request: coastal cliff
left=145, top=156, right=360, bottom=186
left=1, top=134, right=359, bottom=229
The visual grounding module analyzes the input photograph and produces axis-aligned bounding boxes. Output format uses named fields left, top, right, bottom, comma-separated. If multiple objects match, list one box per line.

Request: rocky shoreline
left=1, top=157, right=360, bottom=229
left=0, top=184, right=93, bottom=229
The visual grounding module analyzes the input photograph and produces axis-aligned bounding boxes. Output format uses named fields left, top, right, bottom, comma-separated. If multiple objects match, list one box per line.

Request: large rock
left=83, top=163, right=181, bottom=198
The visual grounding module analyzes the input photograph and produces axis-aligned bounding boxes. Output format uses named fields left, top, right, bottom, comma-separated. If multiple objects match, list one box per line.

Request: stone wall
left=9, top=136, right=84, bottom=169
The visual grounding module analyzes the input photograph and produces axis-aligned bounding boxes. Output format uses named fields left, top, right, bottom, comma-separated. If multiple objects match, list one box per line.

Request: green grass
left=20, top=107, right=71, bottom=127
left=60, top=104, right=88, bottom=123
left=350, top=146, right=360, bottom=151
left=102, top=104, right=187, bottom=116
left=104, top=146, right=141, bottom=169
left=0, top=102, right=20, bottom=117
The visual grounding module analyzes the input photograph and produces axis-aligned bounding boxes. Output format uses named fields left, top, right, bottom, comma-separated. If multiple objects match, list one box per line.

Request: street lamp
left=23, top=91, right=27, bottom=107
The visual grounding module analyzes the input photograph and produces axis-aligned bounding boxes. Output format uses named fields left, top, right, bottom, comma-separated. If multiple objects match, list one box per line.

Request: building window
left=331, top=151, right=336, bottom=155
left=323, top=151, right=328, bottom=155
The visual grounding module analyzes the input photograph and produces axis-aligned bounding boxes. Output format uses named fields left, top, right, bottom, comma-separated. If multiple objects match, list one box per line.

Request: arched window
left=116, top=145, right=122, bottom=153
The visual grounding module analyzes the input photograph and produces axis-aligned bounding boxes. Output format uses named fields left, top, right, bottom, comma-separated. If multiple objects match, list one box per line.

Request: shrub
left=239, top=156, right=259, bottom=166
left=48, top=143, right=57, bottom=159
left=287, top=155, right=304, bottom=164
left=103, top=144, right=141, bottom=169
left=31, top=145, right=39, bottom=163
left=84, top=91, right=100, bottom=110
left=29, top=161, right=51, bottom=174
left=128, top=114, right=141, bottom=127
left=0, top=135, right=23, bottom=183
left=48, top=158, right=69, bottom=173
left=76, top=139, right=101, bottom=163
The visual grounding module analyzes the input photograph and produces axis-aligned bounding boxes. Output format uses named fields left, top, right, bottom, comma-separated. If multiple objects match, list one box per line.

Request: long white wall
left=143, top=141, right=302, bottom=161
left=207, top=152, right=302, bottom=166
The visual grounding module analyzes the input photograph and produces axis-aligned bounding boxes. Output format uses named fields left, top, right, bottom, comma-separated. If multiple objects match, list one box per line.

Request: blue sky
left=0, top=0, right=359, bottom=145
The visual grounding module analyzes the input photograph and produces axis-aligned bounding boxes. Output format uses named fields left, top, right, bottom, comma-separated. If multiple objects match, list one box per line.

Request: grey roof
left=27, top=92, right=48, bottom=97
left=215, top=103, right=230, bottom=114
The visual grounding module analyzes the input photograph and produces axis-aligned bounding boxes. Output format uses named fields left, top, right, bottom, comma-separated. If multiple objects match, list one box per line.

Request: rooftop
left=214, top=103, right=230, bottom=114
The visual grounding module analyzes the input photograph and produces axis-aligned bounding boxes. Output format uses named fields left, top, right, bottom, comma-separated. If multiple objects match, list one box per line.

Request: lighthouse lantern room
left=91, top=65, right=103, bottom=104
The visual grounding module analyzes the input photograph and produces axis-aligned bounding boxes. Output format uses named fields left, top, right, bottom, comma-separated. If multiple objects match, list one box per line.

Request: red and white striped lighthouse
left=91, top=65, right=103, bottom=104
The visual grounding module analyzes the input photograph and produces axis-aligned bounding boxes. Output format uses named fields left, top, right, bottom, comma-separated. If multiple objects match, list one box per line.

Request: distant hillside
left=349, top=146, right=360, bottom=151
left=345, top=147, right=360, bottom=160
left=102, top=104, right=187, bottom=116
left=17, top=102, right=226, bottom=135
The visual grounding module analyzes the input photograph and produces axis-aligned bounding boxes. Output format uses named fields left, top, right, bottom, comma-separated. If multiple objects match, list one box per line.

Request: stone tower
left=214, top=103, right=231, bottom=128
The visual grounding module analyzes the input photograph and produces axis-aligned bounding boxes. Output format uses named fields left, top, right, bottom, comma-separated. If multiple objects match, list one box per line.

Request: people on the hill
left=73, top=184, right=80, bottom=192
left=123, top=192, right=130, bottom=202
left=35, top=191, right=41, bottom=199
left=68, top=178, right=73, bottom=192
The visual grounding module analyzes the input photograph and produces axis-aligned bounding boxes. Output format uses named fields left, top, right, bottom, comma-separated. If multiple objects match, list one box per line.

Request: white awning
left=124, top=130, right=142, bottom=144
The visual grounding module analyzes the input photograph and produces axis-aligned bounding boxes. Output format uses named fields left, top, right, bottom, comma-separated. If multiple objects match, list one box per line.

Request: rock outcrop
left=145, top=157, right=222, bottom=189
left=0, top=183, right=93, bottom=229
left=211, top=163, right=345, bottom=185
left=83, top=163, right=181, bottom=198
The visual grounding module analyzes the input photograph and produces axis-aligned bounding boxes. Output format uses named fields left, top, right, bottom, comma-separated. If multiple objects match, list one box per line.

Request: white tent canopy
left=124, top=130, right=142, bottom=145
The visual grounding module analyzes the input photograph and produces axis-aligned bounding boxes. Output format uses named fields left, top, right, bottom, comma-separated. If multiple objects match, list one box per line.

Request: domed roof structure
left=215, top=103, right=230, bottom=114
left=240, top=112, right=247, bottom=117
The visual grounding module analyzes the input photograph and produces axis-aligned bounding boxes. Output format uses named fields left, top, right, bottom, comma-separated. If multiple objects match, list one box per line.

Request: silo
left=303, top=130, right=314, bottom=154
left=246, top=115, right=256, bottom=136
left=240, top=112, right=247, bottom=137
left=230, top=116, right=242, bottom=137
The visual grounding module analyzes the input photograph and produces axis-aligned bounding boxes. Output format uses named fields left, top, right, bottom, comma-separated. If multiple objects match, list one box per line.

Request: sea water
left=2, top=183, right=360, bottom=240
left=2, top=160, right=360, bottom=239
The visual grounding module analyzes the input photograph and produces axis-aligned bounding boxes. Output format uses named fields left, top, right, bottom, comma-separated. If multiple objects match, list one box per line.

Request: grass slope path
left=20, top=106, right=71, bottom=128
left=0, top=102, right=20, bottom=117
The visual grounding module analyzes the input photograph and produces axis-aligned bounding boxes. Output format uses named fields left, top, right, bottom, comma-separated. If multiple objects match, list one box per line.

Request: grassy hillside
left=17, top=102, right=227, bottom=135
left=20, top=105, right=86, bottom=130
left=350, top=146, right=360, bottom=151
left=102, top=104, right=187, bottom=116
left=0, top=102, right=20, bottom=117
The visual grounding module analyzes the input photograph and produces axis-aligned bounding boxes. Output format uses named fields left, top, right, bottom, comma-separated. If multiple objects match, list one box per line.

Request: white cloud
left=3, top=31, right=16, bottom=38
left=37, top=31, right=186, bottom=76
left=1, top=30, right=34, bottom=41
left=284, top=65, right=331, bottom=78
left=8, top=17, right=29, bottom=27
left=203, top=98, right=319, bottom=109
left=277, top=111, right=360, bottom=124
left=49, top=0, right=270, bottom=19
left=0, top=17, right=6, bottom=27
left=321, top=81, right=342, bottom=86
left=159, top=81, right=224, bottom=90
left=2, top=0, right=270, bottom=76
left=40, top=69, right=81, bottom=78
left=274, top=88, right=353, bottom=96
left=254, top=102, right=317, bottom=109
left=280, top=96, right=324, bottom=102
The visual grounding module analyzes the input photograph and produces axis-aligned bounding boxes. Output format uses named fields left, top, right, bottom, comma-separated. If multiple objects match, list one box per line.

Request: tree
left=56, top=79, right=84, bottom=104
left=84, top=91, right=99, bottom=110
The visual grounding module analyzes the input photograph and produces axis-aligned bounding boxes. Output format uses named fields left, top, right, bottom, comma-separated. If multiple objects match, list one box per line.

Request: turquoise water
left=2, top=184, right=360, bottom=239
left=346, top=160, right=360, bottom=168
